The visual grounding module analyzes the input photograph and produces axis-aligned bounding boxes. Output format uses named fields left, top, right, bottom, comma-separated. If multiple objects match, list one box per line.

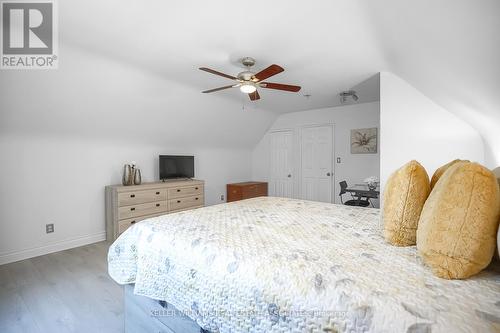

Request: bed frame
left=124, top=284, right=210, bottom=333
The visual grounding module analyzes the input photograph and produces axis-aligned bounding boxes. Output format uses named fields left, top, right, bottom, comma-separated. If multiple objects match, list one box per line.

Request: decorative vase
left=122, top=164, right=133, bottom=186
left=134, top=168, right=142, bottom=185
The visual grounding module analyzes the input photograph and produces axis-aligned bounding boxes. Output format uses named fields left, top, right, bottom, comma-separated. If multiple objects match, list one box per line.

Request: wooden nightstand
left=226, top=182, right=268, bottom=202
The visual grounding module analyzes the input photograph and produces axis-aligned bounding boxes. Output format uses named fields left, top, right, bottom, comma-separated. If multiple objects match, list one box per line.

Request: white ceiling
left=1, top=0, right=499, bottom=155
left=59, top=0, right=386, bottom=112
left=59, top=0, right=500, bottom=116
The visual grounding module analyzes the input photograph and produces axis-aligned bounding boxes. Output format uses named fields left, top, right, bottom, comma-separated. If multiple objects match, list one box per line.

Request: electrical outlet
left=220, top=194, right=225, bottom=201
left=46, top=223, right=54, bottom=233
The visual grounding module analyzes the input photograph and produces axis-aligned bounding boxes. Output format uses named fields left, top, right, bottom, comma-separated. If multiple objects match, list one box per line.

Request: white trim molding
left=0, top=232, right=106, bottom=265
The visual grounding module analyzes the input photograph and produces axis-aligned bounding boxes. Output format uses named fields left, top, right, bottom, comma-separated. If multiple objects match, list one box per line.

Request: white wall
left=252, top=102, right=380, bottom=206
left=379, top=72, right=484, bottom=192
left=0, top=134, right=252, bottom=265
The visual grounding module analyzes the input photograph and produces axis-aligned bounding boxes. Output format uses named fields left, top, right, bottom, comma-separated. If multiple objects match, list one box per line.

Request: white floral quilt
left=108, top=197, right=500, bottom=333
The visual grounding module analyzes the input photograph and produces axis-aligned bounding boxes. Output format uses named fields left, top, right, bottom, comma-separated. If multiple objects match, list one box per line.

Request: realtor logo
left=1, top=0, right=58, bottom=69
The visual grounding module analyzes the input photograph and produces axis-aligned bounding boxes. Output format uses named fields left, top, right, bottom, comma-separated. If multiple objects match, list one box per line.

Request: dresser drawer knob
left=130, top=194, right=135, bottom=198
left=156, top=203, right=160, bottom=207
left=195, top=197, right=199, bottom=200
left=131, top=221, right=136, bottom=224
left=195, top=187, right=199, bottom=190
left=177, top=189, right=181, bottom=192
left=177, top=200, right=181, bottom=203
left=130, top=207, right=135, bottom=211
left=156, top=192, right=160, bottom=195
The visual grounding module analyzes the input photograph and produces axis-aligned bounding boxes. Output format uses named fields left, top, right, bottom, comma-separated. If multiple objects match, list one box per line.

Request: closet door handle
left=177, top=200, right=181, bottom=203
left=130, top=207, right=135, bottom=211
left=177, top=189, right=181, bottom=192
left=130, top=194, right=135, bottom=198
left=156, top=192, right=160, bottom=195
left=156, top=203, right=160, bottom=207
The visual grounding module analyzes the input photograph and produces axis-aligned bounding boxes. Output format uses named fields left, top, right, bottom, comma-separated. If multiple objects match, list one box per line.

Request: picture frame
left=351, top=127, right=378, bottom=154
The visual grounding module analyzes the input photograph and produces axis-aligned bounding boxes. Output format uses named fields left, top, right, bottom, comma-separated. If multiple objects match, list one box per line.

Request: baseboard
left=0, top=231, right=106, bottom=265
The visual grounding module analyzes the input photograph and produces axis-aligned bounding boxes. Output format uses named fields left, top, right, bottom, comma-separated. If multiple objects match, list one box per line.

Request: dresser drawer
left=242, top=185, right=258, bottom=197
left=118, top=201, right=168, bottom=220
left=227, top=186, right=242, bottom=202
left=169, top=195, right=203, bottom=211
left=242, top=183, right=267, bottom=198
left=168, top=185, right=203, bottom=199
left=118, top=212, right=166, bottom=234
left=118, top=189, right=167, bottom=206
left=227, top=182, right=268, bottom=202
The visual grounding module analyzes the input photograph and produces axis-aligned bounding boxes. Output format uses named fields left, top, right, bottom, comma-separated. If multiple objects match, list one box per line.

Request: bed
left=108, top=197, right=500, bottom=333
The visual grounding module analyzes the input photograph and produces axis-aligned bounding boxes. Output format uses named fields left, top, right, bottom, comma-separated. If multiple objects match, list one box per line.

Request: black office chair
left=339, top=181, right=370, bottom=207
left=362, top=190, right=378, bottom=208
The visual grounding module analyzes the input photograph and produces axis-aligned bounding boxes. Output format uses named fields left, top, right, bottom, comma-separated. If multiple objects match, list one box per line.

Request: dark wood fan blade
left=253, top=64, right=284, bottom=81
left=248, top=90, right=260, bottom=101
left=199, top=67, right=237, bottom=80
left=261, top=82, right=301, bottom=92
left=202, top=85, right=235, bottom=93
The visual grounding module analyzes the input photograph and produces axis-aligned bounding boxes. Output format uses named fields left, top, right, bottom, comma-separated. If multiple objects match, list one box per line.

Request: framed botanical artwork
left=351, top=127, right=378, bottom=154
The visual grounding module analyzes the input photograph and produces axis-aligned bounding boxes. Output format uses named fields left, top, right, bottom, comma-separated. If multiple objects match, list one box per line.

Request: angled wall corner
left=453, top=109, right=500, bottom=169
left=379, top=72, right=485, bottom=193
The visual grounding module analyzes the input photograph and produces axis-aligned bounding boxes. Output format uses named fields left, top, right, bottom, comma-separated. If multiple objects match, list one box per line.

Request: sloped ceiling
left=0, top=45, right=277, bottom=148
left=1, top=0, right=498, bottom=155
left=364, top=0, right=500, bottom=165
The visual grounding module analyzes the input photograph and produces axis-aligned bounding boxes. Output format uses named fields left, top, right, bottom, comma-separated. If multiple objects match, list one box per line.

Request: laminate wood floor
left=0, top=242, right=124, bottom=333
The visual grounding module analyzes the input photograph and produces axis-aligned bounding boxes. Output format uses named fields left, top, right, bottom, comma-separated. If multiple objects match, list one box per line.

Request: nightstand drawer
left=118, top=189, right=166, bottom=206
left=242, top=185, right=258, bottom=197
left=169, top=195, right=203, bottom=211
left=118, top=201, right=168, bottom=220
left=168, top=185, right=203, bottom=199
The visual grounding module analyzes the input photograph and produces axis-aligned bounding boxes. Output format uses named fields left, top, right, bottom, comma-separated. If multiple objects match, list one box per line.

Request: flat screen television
left=159, top=155, right=194, bottom=180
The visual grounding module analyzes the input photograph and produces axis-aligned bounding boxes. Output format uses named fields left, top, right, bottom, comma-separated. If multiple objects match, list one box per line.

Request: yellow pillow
left=383, top=160, right=430, bottom=246
left=417, top=162, right=500, bottom=279
left=430, top=159, right=469, bottom=190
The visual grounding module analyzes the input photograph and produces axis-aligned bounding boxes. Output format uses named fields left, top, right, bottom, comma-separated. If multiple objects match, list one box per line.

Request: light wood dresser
left=105, top=179, right=204, bottom=241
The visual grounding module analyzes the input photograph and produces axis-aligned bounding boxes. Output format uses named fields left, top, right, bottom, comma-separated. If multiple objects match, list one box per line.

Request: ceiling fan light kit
left=199, top=57, right=301, bottom=101
left=240, top=83, right=257, bottom=94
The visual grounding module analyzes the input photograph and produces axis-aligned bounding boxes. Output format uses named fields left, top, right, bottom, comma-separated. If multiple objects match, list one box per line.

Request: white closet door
left=300, top=125, right=333, bottom=203
left=269, top=131, right=293, bottom=198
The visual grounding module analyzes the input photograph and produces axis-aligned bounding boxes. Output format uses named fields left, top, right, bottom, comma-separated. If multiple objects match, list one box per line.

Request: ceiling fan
left=199, top=57, right=301, bottom=101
